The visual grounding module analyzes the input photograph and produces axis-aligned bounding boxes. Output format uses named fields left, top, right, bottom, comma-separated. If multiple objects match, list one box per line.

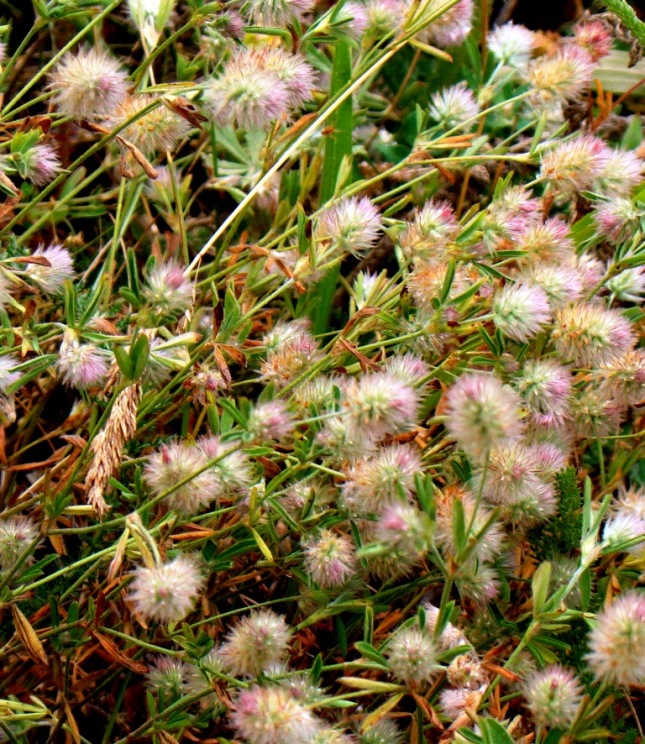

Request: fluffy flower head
left=586, top=592, right=645, bottom=686
left=49, top=47, right=129, bottom=120
left=523, top=665, right=583, bottom=729
left=219, top=609, right=292, bottom=677
left=444, top=373, right=523, bottom=463
left=129, top=555, right=204, bottom=623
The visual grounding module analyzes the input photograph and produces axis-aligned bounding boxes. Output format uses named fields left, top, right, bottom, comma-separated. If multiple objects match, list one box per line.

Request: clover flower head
left=586, top=592, right=645, bottom=686
left=317, top=196, right=383, bottom=258
left=444, top=373, right=524, bottom=463
left=57, top=332, right=109, bottom=389
left=25, top=244, right=75, bottom=294
left=424, top=0, right=473, bottom=48
left=428, top=81, right=479, bottom=129
left=245, top=0, right=314, bottom=27
left=144, top=441, right=219, bottom=514
left=231, top=685, right=321, bottom=744
left=552, top=304, right=635, bottom=367
left=129, top=555, right=204, bottom=623
left=219, top=610, right=292, bottom=677
left=492, top=282, right=551, bottom=342
left=523, top=665, right=583, bottom=730
left=303, top=529, right=357, bottom=588
left=386, top=626, right=438, bottom=685
left=49, top=47, right=129, bottom=120
left=488, top=22, right=535, bottom=70
left=0, top=517, right=39, bottom=573
left=143, top=261, right=193, bottom=315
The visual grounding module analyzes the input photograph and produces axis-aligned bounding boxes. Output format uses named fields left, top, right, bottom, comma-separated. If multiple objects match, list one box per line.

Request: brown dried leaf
left=90, top=317, right=120, bottom=335
left=12, top=605, right=49, bottom=667
left=10, top=255, right=52, bottom=266
left=91, top=631, right=148, bottom=674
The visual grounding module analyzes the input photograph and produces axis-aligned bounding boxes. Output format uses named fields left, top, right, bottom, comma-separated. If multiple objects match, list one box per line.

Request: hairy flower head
left=428, top=82, right=479, bottom=129
left=552, top=304, right=635, bottom=367
left=303, top=530, right=357, bottom=588
left=586, top=592, right=645, bottom=686
left=49, top=47, right=129, bottom=120
left=492, top=282, right=551, bottom=342
left=386, top=626, right=438, bottom=686
left=25, top=244, right=74, bottom=294
left=231, top=685, right=320, bottom=744
left=523, top=665, right=583, bottom=730
left=129, top=554, right=204, bottom=623
left=317, top=197, right=383, bottom=258
left=444, top=373, right=523, bottom=463
left=219, top=610, right=292, bottom=677
left=488, top=22, right=535, bottom=70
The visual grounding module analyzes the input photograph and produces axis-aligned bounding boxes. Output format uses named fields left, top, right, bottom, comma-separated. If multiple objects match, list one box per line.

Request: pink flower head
left=594, top=147, right=644, bottom=196
left=573, top=19, right=613, bottom=62
left=145, top=441, right=220, bottom=514
left=515, top=217, right=574, bottom=263
left=341, top=444, right=421, bottom=514
left=239, top=47, right=316, bottom=110
left=540, top=134, right=610, bottom=195
left=514, top=358, right=572, bottom=427
left=492, top=282, right=551, bottom=342
left=231, top=685, right=320, bottom=744
left=399, top=199, right=459, bottom=261
left=0, top=516, right=40, bottom=573
left=598, top=348, right=645, bottom=406
left=382, top=353, right=430, bottom=387
left=528, top=45, right=594, bottom=104
left=247, top=400, right=295, bottom=441
left=49, top=47, right=129, bottom=121
left=586, top=592, right=645, bottom=686
left=478, top=444, right=557, bottom=526
left=25, top=243, right=74, bottom=294
left=335, top=2, right=369, bottom=39
left=260, top=325, right=323, bottom=388
left=57, top=333, right=109, bottom=389
left=444, top=373, right=523, bottom=463
left=303, top=529, right=357, bottom=588
left=425, top=0, right=473, bottom=48
left=21, top=143, right=61, bottom=186
left=317, top=196, right=383, bottom=258
left=553, top=304, right=635, bottom=367
left=245, top=0, right=314, bottom=28
left=375, top=503, right=428, bottom=555
left=343, top=372, right=419, bottom=440
left=524, top=262, right=583, bottom=308
left=196, top=435, right=254, bottom=493
left=219, top=610, right=292, bottom=677
left=129, top=555, right=204, bottom=624
left=594, top=196, right=641, bottom=242
left=204, top=50, right=290, bottom=130
left=143, top=261, right=193, bottom=315
left=523, top=665, right=583, bottom=729
left=428, top=82, right=479, bottom=129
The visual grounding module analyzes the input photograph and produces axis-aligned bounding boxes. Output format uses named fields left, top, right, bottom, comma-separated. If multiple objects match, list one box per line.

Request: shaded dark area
left=491, top=0, right=645, bottom=29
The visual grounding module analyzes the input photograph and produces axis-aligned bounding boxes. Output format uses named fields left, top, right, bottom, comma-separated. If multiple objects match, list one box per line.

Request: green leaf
left=532, top=561, right=552, bottom=615
left=130, top=333, right=150, bottom=381
left=354, top=641, right=388, bottom=668
left=114, top=345, right=133, bottom=380
left=478, top=717, right=514, bottom=744
left=451, top=496, right=467, bottom=554
left=312, top=38, right=354, bottom=335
